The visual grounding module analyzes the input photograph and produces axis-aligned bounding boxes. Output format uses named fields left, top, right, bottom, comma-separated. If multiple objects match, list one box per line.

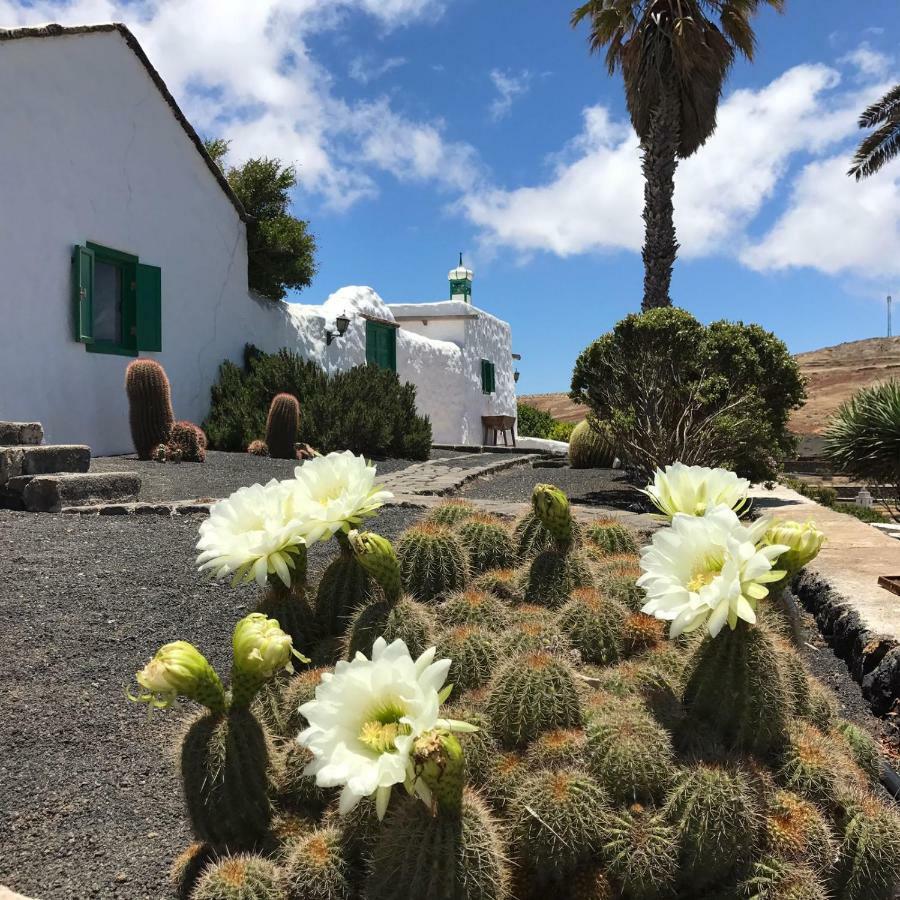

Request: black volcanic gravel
left=460, top=462, right=654, bottom=513
left=89, top=450, right=431, bottom=503
left=0, top=505, right=423, bottom=900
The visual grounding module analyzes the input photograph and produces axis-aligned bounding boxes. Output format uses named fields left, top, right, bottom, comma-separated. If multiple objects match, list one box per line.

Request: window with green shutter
left=481, top=359, right=496, bottom=394
left=71, top=242, right=162, bottom=356
left=365, top=320, right=397, bottom=372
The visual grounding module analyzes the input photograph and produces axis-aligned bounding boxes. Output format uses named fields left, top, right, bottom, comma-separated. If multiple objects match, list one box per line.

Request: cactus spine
left=265, top=393, right=300, bottom=460
left=396, top=523, right=469, bottom=603
left=125, top=358, right=174, bottom=459
left=180, top=708, right=271, bottom=852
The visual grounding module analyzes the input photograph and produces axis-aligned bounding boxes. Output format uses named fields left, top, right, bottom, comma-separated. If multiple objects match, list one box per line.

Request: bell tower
left=448, top=252, right=473, bottom=304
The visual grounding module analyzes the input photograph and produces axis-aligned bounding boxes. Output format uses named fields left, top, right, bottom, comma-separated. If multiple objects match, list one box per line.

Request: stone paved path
left=376, top=452, right=532, bottom=496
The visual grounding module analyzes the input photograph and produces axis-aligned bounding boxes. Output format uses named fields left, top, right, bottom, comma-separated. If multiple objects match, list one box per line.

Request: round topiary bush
left=568, top=420, right=616, bottom=469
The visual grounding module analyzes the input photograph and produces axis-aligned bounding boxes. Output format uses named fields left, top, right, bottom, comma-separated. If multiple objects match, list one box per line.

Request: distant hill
left=521, top=336, right=900, bottom=445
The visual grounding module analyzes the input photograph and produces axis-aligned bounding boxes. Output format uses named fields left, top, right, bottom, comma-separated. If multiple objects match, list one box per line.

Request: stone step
left=0, top=421, right=43, bottom=446
left=0, top=444, right=90, bottom=484
left=20, top=472, right=141, bottom=513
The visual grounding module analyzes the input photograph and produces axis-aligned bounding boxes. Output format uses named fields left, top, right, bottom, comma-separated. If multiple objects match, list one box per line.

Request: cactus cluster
left=136, top=481, right=899, bottom=900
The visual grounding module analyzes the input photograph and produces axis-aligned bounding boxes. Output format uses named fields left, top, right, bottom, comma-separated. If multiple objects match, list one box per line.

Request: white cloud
left=488, top=68, right=531, bottom=121
left=839, top=42, right=894, bottom=79
left=464, top=51, right=900, bottom=280
left=348, top=54, right=407, bottom=84
left=0, top=0, right=470, bottom=209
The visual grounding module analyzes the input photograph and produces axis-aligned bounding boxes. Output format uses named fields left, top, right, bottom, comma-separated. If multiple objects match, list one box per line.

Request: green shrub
left=570, top=307, right=806, bottom=482
left=825, top=380, right=900, bottom=520
left=204, top=347, right=431, bottom=459
left=834, top=502, right=887, bottom=524
left=516, top=402, right=557, bottom=438
left=549, top=420, right=576, bottom=442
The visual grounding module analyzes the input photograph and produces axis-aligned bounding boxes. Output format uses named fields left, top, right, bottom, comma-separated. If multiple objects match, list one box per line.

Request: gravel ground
left=0, top=505, right=423, bottom=900
left=89, top=450, right=428, bottom=503
left=460, top=463, right=653, bottom=512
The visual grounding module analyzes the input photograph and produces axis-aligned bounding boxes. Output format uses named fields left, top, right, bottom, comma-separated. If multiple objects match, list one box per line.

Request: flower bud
left=349, top=530, right=402, bottom=603
left=764, top=520, right=825, bottom=577
left=532, top=483, right=573, bottom=545
left=231, top=613, right=308, bottom=709
left=129, top=640, right=225, bottom=713
left=410, top=729, right=465, bottom=816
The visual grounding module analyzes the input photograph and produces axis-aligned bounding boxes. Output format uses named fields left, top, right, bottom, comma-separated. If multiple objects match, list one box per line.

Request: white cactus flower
left=642, top=462, right=751, bottom=519
left=288, top=451, right=394, bottom=543
left=195, top=479, right=307, bottom=587
left=298, top=638, right=472, bottom=820
left=637, top=505, right=789, bottom=638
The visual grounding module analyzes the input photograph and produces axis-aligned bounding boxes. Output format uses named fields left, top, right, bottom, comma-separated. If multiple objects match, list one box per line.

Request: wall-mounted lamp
left=513, top=370, right=520, bottom=383
left=326, top=313, right=351, bottom=346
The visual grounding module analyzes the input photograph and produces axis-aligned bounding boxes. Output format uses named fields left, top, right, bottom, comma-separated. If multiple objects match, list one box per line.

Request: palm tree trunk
left=640, top=81, right=680, bottom=311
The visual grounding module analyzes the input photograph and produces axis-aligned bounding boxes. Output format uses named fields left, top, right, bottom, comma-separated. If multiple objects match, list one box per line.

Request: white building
left=0, top=23, right=517, bottom=455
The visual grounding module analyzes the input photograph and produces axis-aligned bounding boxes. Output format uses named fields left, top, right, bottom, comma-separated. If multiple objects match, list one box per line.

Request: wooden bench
left=482, top=415, right=516, bottom=448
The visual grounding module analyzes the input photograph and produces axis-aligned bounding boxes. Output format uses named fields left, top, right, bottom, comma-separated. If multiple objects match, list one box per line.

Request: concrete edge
left=794, top=569, right=900, bottom=720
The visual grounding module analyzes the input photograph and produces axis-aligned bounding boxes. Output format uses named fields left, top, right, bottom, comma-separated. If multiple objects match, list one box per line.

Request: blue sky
left=3, top=0, right=899, bottom=393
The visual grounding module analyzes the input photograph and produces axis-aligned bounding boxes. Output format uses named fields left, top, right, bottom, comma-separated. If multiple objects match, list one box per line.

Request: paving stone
left=0, top=444, right=90, bottom=483
left=23, top=472, right=141, bottom=513
left=0, top=421, right=43, bottom=445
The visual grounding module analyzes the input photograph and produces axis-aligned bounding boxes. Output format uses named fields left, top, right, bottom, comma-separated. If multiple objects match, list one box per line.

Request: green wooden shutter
left=135, top=263, right=162, bottom=351
left=490, top=363, right=496, bottom=393
left=366, top=320, right=378, bottom=365
left=366, top=321, right=396, bottom=372
left=385, top=325, right=396, bottom=372
left=72, top=245, right=94, bottom=343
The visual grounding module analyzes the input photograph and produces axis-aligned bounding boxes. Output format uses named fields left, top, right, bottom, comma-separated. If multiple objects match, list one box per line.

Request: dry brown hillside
left=522, top=336, right=900, bottom=438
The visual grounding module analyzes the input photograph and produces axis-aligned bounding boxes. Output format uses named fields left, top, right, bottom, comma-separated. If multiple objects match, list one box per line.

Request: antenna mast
left=889, top=295, right=893, bottom=338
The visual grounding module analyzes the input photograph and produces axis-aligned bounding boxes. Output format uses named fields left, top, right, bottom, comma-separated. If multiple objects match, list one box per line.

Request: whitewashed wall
left=0, top=30, right=515, bottom=455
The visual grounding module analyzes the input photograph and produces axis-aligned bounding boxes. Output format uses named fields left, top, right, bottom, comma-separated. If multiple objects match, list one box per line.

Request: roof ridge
left=0, top=22, right=250, bottom=223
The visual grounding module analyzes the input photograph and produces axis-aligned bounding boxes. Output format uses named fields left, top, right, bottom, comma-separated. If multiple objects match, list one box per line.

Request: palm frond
left=849, top=83, right=900, bottom=180
left=858, top=83, right=900, bottom=128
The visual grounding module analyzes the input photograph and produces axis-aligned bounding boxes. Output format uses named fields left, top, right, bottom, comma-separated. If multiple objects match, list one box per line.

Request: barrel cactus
left=265, top=393, right=301, bottom=460
left=125, top=358, right=174, bottom=459
left=558, top=587, right=626, bottom=665
left=585, top=519, right=637, bottom=555
left=456, top=514, right=517, bottom=573
left=427, top=499, right=477, bottom=527
left=169, top=420, right=208, bottom=462
left=568, top=419, right=615, bottom=469
left=190, top=854, right=284, bottom=900
left=396, top=523, right=469, bottom=603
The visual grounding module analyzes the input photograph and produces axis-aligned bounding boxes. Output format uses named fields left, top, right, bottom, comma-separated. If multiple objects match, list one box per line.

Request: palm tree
left=571, top=0, right=784, bottom=310
left=849, top=84, right=900, bottom=180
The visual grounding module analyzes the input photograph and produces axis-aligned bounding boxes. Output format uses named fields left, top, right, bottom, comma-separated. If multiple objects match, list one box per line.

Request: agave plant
left=824, top=380, right=900, bottom=520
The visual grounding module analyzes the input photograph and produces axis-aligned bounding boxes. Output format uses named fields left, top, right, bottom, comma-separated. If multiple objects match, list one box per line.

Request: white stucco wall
left=0, top=30, right=516, bottom=455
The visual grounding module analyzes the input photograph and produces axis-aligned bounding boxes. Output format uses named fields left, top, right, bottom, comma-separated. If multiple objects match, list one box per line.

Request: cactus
left=181, top=708, right=272, bottom=851
left=265, top=393, right=300, bottom=460
left=532, top=483, right=576, bottom=546
left=486, top=651, right=583, bottom=748
left=396, top=523, right=469, bottom=603
left=597, top=570, right=645, bottom=612
left=276, top=667, right=329, bottom=738
left=764, top=790, right=837, bottom=873
left=315, top=549, right=372, bottom=638
left=602, top=803, right=679, bottom=900
left=834, top=789, right=900, bottom=900
left=281, top=827, right=351, bottom=900
left=524, top=728, right=588, bottom=771
left=427, top=499, right=478, bottom=527
left=512, top=508, right=556, bottom=560
left=683, top=622, right=790, bottom=756
left=257, top=578, right=316, bottom=656
left=190, top=854, right=284, bottom=900
left=169, top=420, right=207, bottom=462
left=568, top=419, right=616, bottom=469
left=835, top=720, right=882, bottom=783
left=779, top=722, right=864, bottom=806
left=804, top=677, right=839, bottom=730
left=344, top=596, right=434, bottom=660
left=483, top=749, right=528, bottom=809
left=500, top=606, right=574, bottom=657
left=740, top=859, right=830, bottom=900
left=558, top=587, right=626, bottom=664
left=441, top=588, right=511, bottom=631
left=436, top=625, right=499, bottom=692
left=586, top=703, right=674, bottom=804
left=664, top=764, right=760, bottom=888
left=366, top=789, right=509, bottom=900
left=349, top=531, right=402, bottom=604
left=621, top=612, right=667, bottom=654
left=585, top=519, right=638, bottom=556
left=456, top=515, right=517, bottom=573
left=271, top=741, right=333, bottom=814
left=170, top=841, right=213, bottom=899
left=442, top=704, right=498, bottom=788
left=509, top=768, right=609, bottom=882
left=591, top=551, right=642, bottom=581
left=247, top=439, right=269, bottom=456
left=570, top=866, right=616, bottom=900
left=524, top=547, right=594, bottom=607
left=473, top=568, right=524, bottom=603
left=125, top=358, right=174, bottom=459
left=778, top=643, right=813, bottom=718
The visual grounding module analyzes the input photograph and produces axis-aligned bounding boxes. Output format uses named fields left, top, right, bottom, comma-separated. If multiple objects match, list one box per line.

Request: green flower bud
left=231, top=613, right=308, bottom=709
left=532, top=483, right=573, bottom=545
left=129, top=641, right=225, bottom=713
left=410, top=729, right=465, bottom=817
left=765, top=520, right=825, bottom=577
left=350, top=530, right=402, bottom=603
